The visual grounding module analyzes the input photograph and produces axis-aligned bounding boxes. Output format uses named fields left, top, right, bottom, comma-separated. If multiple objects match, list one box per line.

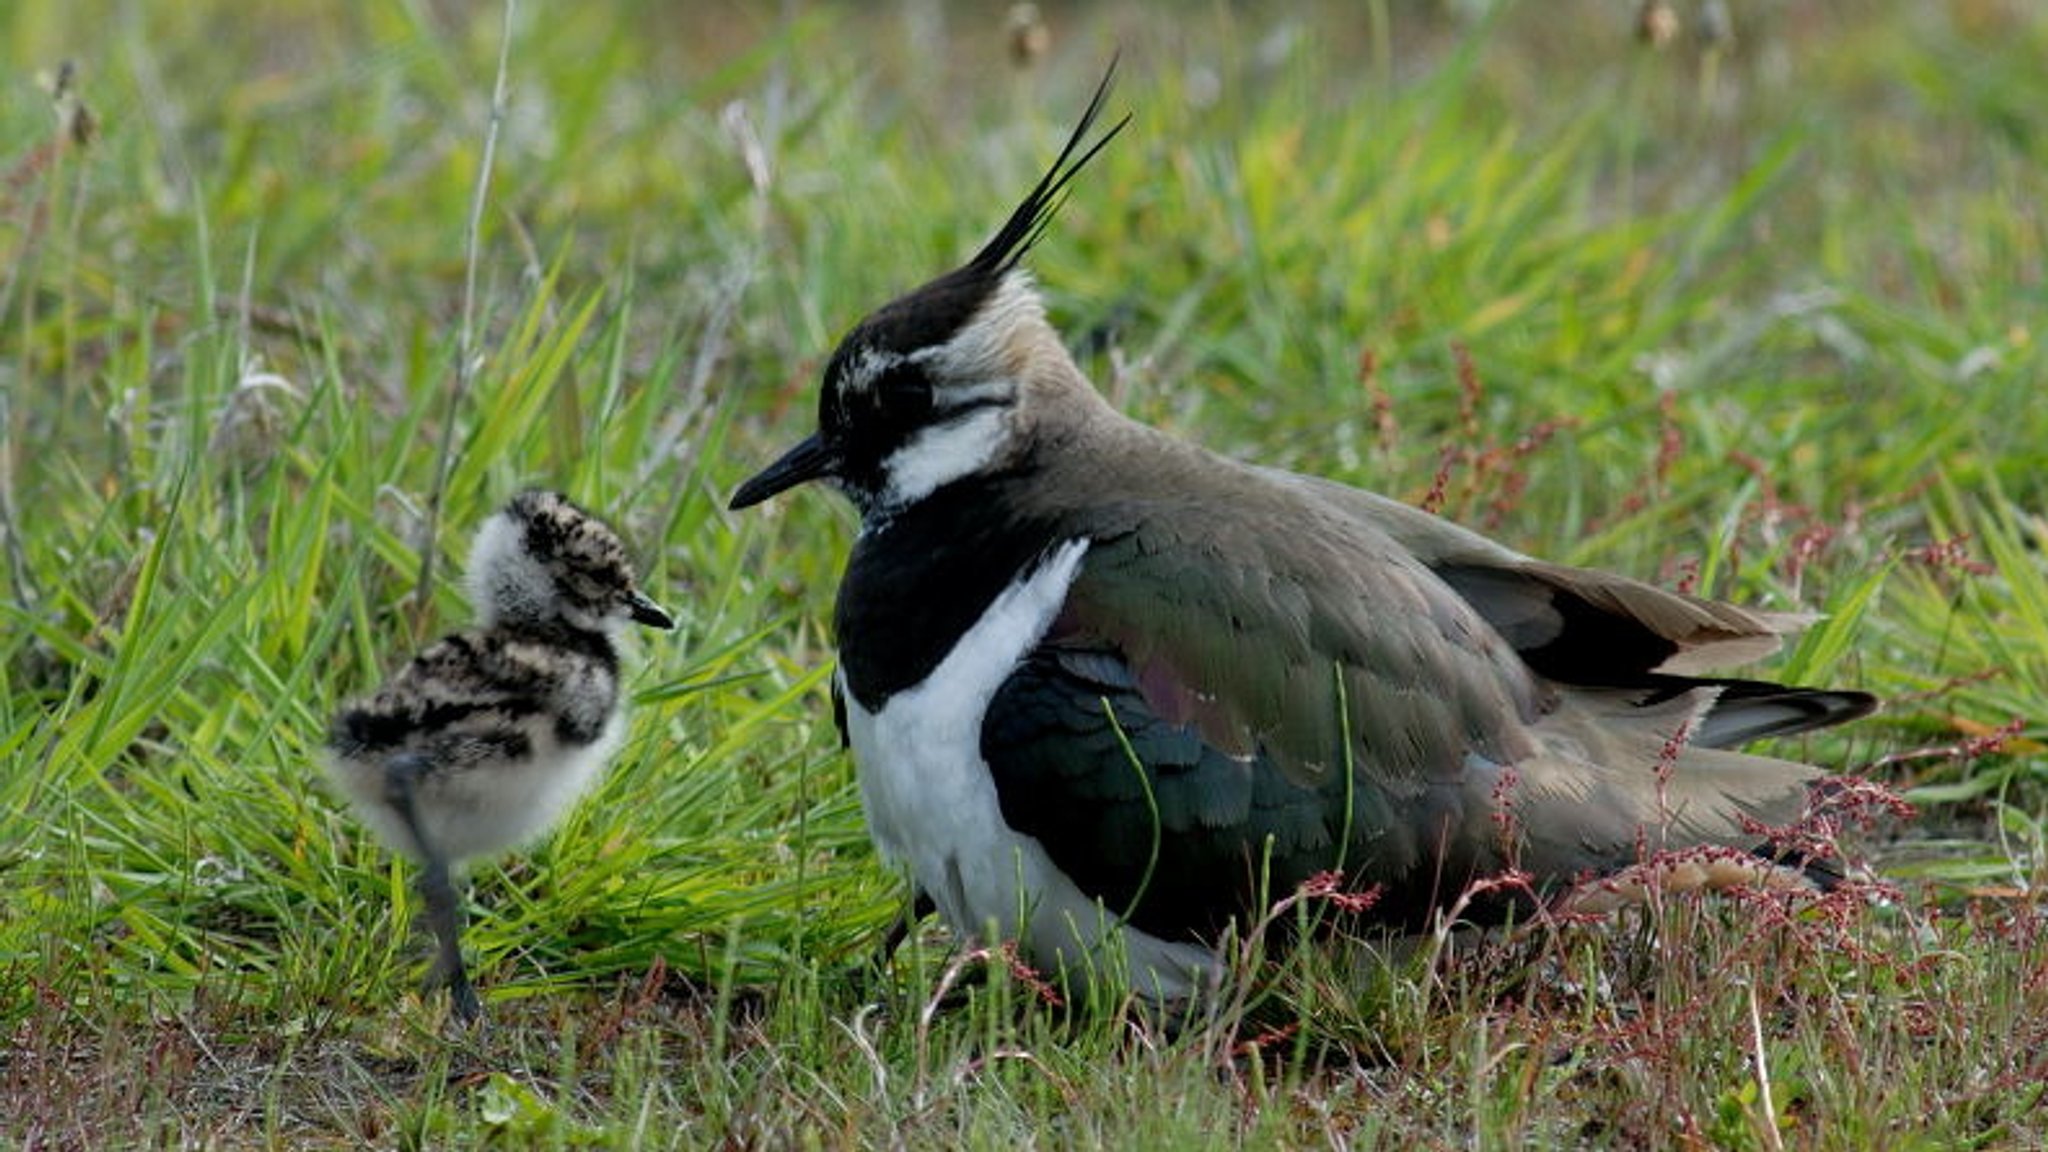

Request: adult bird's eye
left=873, top=367, right=934, bottom=422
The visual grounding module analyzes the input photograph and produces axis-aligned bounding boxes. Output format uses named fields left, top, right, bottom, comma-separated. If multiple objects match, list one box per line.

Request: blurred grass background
left=3, top=0, right=2045, bottom=1146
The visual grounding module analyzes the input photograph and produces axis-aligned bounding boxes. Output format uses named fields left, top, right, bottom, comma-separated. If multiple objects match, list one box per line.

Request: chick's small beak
left=627, top=590, right=676, bottom=630
left=729, top=433, right=837, bottom=511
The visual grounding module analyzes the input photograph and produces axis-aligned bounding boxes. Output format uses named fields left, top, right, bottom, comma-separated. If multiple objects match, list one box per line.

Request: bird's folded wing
left=1279, top=477, right=1813, bottom=679
left=1042, top=503, right=1544, bottom=791
left=978, top=510, right=1547, bottom=932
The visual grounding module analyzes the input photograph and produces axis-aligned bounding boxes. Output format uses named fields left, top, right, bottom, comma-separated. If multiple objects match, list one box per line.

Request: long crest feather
left=815, top=58, right=1131, bottom=396
left=968, top=58, right=1130, bottom=275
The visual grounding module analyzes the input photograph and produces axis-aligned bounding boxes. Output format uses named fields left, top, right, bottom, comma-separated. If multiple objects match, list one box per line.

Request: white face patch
left=465, top=511, right=550, bottom=629
left=927, top=378, right=1016, bottom=411
left=866, top=273, right=1048, bottom=509
left=824, top=270, right=1054, bottom=515
left=877, top=405, right=1013, bottom=508
left=921, top=272, right=1045, bottom=380
left=876, top=407, right=1011, bottom=506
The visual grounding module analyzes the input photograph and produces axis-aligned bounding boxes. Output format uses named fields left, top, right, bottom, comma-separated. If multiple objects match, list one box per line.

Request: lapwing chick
left=324, top=489, right=674, bottom=1023
left=729, top=68, right=1877, bottom=1003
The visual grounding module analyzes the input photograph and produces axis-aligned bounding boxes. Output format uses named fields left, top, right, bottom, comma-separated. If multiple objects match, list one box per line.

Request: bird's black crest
left=968, top=56, right=1131, bottom=277
left=833, top=59, right=1131, bottom=367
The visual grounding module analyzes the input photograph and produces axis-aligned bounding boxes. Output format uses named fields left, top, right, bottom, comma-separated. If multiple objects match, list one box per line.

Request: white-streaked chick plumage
left=323, top=489, right=673, bottom=1022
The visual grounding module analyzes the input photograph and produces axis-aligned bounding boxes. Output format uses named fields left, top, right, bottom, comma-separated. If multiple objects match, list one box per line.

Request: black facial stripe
left=933, top=393, right=1010, bottom=417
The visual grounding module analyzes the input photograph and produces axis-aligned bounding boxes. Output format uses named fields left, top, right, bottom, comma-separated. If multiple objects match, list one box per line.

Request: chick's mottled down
left=324, top=489, right=673, bottom=1021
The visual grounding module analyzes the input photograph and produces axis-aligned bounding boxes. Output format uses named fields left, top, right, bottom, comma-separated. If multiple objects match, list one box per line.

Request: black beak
left=729, top=433, right=838, bottom=511
left=627, top=590, right=676, bottom=630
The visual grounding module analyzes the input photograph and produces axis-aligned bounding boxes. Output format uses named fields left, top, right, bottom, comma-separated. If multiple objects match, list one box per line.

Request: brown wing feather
left=1003, top=393, right=1863, bottom=895
left=1276, top=475, right=1812, bottom=678
left=1032, top=435, right=1546, bottom=797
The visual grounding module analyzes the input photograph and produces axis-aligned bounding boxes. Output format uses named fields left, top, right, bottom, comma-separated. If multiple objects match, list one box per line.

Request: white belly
left=325, top=707, right=625, bottom=868
left=430, top=708, right=625, bottom=864
left=841, top=538, right=1219, bottom=1002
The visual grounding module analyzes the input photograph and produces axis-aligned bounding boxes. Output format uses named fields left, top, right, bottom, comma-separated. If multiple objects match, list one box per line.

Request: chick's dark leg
left=384, top=753, right=483, bottom=1024
left=416, top=851, right=482, bottom=1024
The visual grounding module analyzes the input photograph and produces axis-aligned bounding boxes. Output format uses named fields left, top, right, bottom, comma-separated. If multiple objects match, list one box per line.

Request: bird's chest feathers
left=440, top=706, right=626, bottom=861
left=839, top=537, right=1089, bottom=922
left=832, top=480, right=1067, bottom=708
left=401, top=641, right=624, bottom=862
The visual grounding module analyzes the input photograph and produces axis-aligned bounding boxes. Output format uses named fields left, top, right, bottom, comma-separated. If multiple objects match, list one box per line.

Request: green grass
left=4, top=1, right=2046, bottom=1146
